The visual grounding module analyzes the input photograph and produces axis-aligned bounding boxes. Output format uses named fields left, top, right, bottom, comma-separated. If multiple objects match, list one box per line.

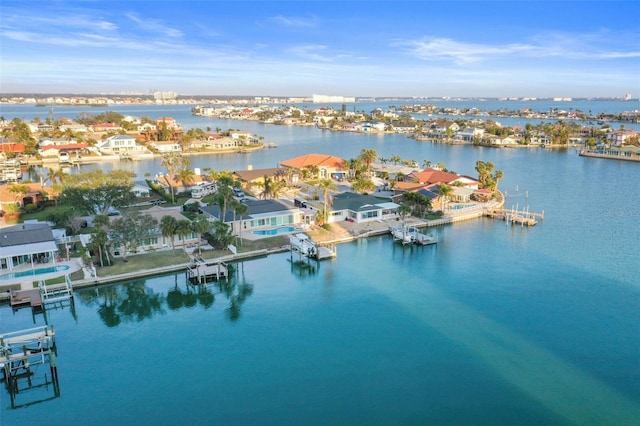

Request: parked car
left=233, top=188, right=245, bottom=197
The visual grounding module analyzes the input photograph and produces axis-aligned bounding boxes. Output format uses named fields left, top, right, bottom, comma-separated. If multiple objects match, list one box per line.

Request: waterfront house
left=58, top=123, right=88, bottom=133
left=156, top=117, right=180, bottom=130
left=233, top=167, right=285, bottom=192
left=108, top=206, right=200, bottom=256
left=137, top=123, right=157, bottom=132
left=96, top=134, right=148, bottom=155
left=131, top=181, right=151, bottom=198
left=229, top=130, right=255, bottom=143
left=39, top=142, right=88, bottom=159
left=153, top=174, right=209, bottom=196
left=200, top=198, right=304, bottom=234
left=326, top=192, right=400, bottom=224
left=0, top=182, right=56, bottom=210
left=405, top=168, right=480, bottom=189
left=0, top=141, right=26, bottom=159
left=149, top=140, right=182, bottom=153
left=91, top=122, right=122, bottom=132
left=279, top=153, right=346, bottom=179
left=606, top=129, right=638, bottom=146
left=0, top=223, right=60, bottom=271
left=456, top=127, right=485, bottom=143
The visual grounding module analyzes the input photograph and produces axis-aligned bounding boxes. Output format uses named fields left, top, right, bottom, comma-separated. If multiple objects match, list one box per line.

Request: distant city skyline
left=1, top=1, right=638, bottom=98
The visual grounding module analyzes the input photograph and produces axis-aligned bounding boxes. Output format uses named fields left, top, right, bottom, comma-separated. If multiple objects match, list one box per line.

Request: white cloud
left=267, top=15, right=318, bottom=28
left=396, top=32, right=640, bottom=64
left=124, top=13, right=183, bottom=38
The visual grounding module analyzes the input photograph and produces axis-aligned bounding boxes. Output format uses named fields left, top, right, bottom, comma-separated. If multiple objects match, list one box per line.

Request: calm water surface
left=1, top=103, right=639, bottom=425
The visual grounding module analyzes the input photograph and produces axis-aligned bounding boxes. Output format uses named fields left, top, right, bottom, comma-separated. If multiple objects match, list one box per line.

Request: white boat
left=390, top=225, right=413, bottom=245
left=390, top=225, right=437, bottom=246
left=407, top=227, right=437, bottom=245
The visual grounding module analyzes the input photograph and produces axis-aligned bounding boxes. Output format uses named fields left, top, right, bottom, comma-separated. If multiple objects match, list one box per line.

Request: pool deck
left=0, top=259, right=83, bottom=290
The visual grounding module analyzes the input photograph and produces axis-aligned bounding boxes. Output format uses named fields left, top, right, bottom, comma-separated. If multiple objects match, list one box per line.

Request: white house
left=97, top=134, right=148, bottom=154
left=327, top=192, right=399, bottom=224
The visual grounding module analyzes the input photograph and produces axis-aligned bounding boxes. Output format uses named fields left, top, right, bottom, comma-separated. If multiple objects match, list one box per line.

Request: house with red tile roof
left=0, top=182, right=58, bottom=210
left=279, top=153, right=346, bottom=179
left=156, top=117, right=180, bottom=129
left=91, top=122, right=122, bottom=132
left=405, top=168, right=480, bottom=189
left=0, top=141, right=26, bottom=158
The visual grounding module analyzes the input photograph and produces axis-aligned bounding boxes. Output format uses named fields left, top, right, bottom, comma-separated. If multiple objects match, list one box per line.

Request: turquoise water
left=0, top=265, right=69, bottom=280
left=253, top=226, right=296, bottom=236
left=1, top=103, right=639, bottom=424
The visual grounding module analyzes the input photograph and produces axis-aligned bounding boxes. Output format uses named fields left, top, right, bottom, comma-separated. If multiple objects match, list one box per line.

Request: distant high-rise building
left=312, top=94, right=356, bottom=103
left=624, top=93, right=632, bottom=101
left=154, top=91, right=177, bottom=100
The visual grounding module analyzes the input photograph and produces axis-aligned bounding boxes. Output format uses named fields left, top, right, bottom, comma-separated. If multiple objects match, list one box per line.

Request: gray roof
left=0, top=223, right=55, bottom=247
left=332, top=192, right=387, bottom=212
left=201, top=199, right=297, bottom=221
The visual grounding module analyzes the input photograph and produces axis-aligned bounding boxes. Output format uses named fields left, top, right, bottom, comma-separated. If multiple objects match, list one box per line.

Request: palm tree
left=161, top=152, right=182, bottom=203
left=389, top=154, right=402, bottom=165
left=176, top=219, right=193, bottom=254
left=177, top=168, right=195, bottom=192
left=93, top=214, right=112, bottom=266
left=437, top=183, right=453, bottom=212
left=316, top=179, right=336, bottom=224
left=160, top=215, right=179, bottom=254
left=493, top=170, right=504, bottom=192
left=258, top=175, right=274, bottom=199
left=191, top=215, right=210, bottom=255
left=422, top=159, right=432, bottom=169
left=233, top=201, right=249, bottom=246
left=214, top=185, right=235, bottom=222
left=305, top=165, right=319, bottom=180
left=351, top=177, right=376, bottom=194
left=358, top=148, right=378, bottom=177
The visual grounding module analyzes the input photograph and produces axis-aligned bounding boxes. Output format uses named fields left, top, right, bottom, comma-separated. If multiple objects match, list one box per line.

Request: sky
left=1, top=0, right=639, bottom=98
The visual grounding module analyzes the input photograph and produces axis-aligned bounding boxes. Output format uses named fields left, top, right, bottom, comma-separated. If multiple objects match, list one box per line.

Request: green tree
left=437, top=183, right=453, bottom=211
left=109, top=212, right=158, bottom=261
left=176, top=219, right=193, bottom=254
left=91, top=214, right=112, bottom=267
left=358, top=148, right=378, bottom=177
left=316, top=179, right=337, bottom=224
left=191, top=215, right=211, bottom=255
left=160, top=215, right=179, bottom=254
left=60, top=169, right=136, bottom=215
left=351, top=177, right=376, bottom=194
left=161, top=152, right=186, bottom=203
left=233, top=201, right=249, bottom=246
left=210, top=221, right=234, bottom=249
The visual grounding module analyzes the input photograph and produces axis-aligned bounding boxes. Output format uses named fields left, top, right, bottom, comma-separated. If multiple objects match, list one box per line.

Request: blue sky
left=1, top=1, right=639, bottom=98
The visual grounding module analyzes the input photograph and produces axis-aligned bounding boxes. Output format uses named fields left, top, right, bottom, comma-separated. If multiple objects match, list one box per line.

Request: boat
left=389, top=225, right=414, bottom=245
left=390, top=224, right=437, bottom=246
left=406, top=226, right=437, bottom=245
left=267, top=142, right=278, bottom=148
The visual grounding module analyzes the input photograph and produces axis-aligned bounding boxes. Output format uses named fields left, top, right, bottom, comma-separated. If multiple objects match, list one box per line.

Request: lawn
left=91, top=236, right=288, bottom=278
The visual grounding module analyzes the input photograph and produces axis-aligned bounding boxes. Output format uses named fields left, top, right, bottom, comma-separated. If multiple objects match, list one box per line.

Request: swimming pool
left=253, top=226, right=296, bottom=236
left=0, top=265, right=70, bottom=280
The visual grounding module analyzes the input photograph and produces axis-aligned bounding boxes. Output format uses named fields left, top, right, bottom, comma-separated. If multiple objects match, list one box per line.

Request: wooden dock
left=390, top=225, right=437, bottom=246
left=186, top=260, right=229, bottom=284
left=289, top=233, right=337, bottom=260
left=0, top=325, right=61, bottom=407
left=9, top=289, right=43, bottom=312
left=485, top=207, right=544, bottom=227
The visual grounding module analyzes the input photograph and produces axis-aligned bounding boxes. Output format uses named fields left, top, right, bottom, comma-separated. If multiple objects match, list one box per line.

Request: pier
left=289, top=233, right=337, bottom=261
left=485, top=207, right=544, bottom=226
left=186, top=259, right=229, bottom=284
left=0, top=325, right=61, bottom=408
left=390, top=225, right=437, bottom=246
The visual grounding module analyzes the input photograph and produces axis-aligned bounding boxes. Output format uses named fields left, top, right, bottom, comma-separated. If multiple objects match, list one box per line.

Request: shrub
left=24, top=203, right=39, bottom=213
